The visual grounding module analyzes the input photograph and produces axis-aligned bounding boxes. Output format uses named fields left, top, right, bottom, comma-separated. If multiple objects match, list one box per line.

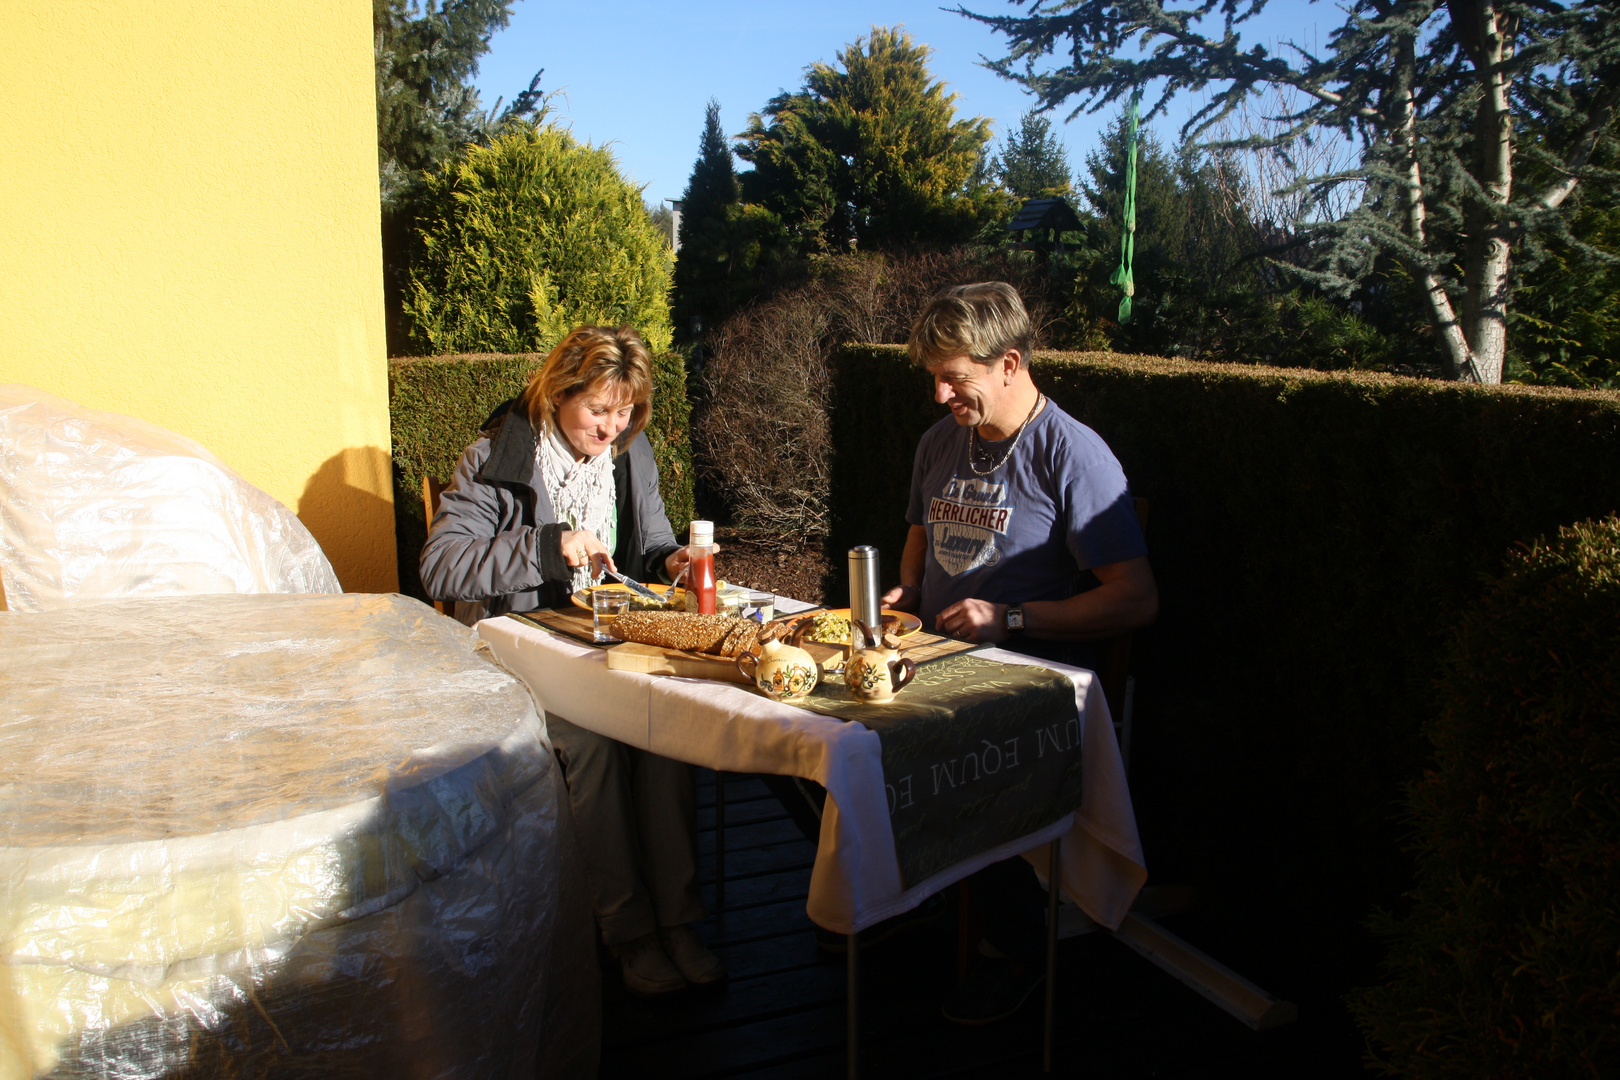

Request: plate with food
left=779, top=608, right=922, bottom=644
left=570, top=582, right=684, bottom=612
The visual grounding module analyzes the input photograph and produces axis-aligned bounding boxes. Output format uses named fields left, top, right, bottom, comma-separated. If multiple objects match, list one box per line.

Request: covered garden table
left=0, top=593, right=597, bottom=1080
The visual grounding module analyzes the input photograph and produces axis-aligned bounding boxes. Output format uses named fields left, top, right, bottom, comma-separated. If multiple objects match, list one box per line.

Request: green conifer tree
left=672, top=101, right=742, bottom=340
left=994, top=109, right=1073, bottom=200
left=964, top=0, right=1620, bottom=383
left=374, top=0, right=517, bottom=211
left=403, top=122, right=673, bottom=356
left=736, top=27, right=1002, bottom=254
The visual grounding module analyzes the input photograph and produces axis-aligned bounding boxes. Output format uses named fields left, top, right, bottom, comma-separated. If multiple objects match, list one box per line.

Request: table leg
left=955, top=881, right=978, bottom=984
left=1043, top=838, right=1060, bottom=1073
left=847, top=931, right=860, bottom=1080
left=714, top=770, right=726, bottom=911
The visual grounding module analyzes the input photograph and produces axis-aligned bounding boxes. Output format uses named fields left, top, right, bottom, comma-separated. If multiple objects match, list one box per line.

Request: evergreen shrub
left=1351, top=516, right=1620, bottom=1078
left=828, top=344, right=1620, bottom=1006
left=388, top=351, right=694, bottom=601
left=403, top=121, right=674, bottom=356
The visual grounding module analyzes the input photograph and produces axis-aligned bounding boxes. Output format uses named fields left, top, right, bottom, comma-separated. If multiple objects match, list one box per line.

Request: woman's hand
left=663, top=543, right=721, bottom=583
left=560, top=529, right=615, bottom=576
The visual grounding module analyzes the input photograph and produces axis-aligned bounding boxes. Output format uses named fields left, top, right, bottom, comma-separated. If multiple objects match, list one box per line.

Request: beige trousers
left=546, top=715, right=705, bottom=947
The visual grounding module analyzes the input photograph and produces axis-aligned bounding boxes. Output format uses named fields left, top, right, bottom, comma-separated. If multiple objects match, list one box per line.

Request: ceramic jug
left=736, top=636, right=819, bottom=703
left=845, top=620, right=917, bottom=704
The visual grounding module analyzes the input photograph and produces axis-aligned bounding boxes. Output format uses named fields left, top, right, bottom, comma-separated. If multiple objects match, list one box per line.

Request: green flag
left=1108, top=92, right=1141, bottom=324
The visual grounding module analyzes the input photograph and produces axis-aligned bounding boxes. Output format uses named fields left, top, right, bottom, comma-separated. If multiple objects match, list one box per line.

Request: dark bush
left=388, top=351, right=693, bottom=601
left=1350, top=516, right=1620, bottom=1078
left=828, top=344, right=1620, bottom=1016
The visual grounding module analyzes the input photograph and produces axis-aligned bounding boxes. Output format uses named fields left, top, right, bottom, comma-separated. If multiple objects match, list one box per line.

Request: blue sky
left=471, top=1, right=1331, bottom=207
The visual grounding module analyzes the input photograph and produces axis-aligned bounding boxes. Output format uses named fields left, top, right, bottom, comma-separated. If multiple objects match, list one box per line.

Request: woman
left=421, top=325, right=725, bottom=997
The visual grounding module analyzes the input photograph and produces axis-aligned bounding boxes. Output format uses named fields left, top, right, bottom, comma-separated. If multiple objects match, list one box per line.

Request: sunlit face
left=927, top=352, right=1016, bottom=431
left=554, top=382, right=636, bottom=460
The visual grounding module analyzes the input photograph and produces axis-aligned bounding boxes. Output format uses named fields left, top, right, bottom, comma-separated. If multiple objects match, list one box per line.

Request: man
left=882, top=281, right=1157, bottom=1024
left=882, top=281, right=1156, bottom=660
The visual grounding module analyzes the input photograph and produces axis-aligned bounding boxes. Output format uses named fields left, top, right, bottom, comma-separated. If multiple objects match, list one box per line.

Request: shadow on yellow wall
left=298, top=447, right=399, bottom=593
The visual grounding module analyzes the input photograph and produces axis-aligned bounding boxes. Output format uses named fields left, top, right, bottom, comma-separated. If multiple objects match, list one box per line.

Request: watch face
left=1006, top=606, right=1024, bottom=630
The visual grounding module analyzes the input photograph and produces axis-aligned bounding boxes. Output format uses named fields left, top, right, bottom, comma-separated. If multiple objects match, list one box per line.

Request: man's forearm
left=882, top=525, right=929, bottom=612
left=899, top=525, right=926, bottom=587
left=1022, top=556, right=1158, bottom=640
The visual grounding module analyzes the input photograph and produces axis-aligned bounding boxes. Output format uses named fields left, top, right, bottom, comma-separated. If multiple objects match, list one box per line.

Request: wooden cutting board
left=602, top=631, right=982, bottom=686
left=605, top=641, right=753, bottom=683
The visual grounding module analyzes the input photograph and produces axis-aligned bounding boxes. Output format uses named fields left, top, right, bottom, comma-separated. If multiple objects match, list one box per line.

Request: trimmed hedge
left=389, top=351, right=694, bottom=601
left=1350, top=516, right=1620, bottom=1078
left=828, top=345, right=1620, bottom=1002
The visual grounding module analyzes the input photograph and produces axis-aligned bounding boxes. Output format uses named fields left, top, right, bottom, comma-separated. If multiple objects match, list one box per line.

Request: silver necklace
left=968, top=394, right=1045, bottom=476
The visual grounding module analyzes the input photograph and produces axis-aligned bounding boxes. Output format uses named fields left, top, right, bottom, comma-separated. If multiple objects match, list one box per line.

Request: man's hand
left=881, top=583, right=921, bottom=613
left=882, top=525, right=930, bottom=614
left=559, top=529, right=615, bottom=575
left=935, top=598, right=1009, bottom=643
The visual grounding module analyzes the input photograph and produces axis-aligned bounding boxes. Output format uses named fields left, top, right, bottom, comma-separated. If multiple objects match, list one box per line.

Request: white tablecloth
left=477, top=612, right=1147, bottom=935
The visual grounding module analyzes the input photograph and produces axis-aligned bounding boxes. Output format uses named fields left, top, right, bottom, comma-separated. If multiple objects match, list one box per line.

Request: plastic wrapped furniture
left=0, top=385, right=340, bottom=611
left=0, top=592, right=599, bottom=1079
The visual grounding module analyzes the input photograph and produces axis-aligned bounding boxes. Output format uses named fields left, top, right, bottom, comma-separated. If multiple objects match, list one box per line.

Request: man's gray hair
left=907, top=282, right=1033, bottom=369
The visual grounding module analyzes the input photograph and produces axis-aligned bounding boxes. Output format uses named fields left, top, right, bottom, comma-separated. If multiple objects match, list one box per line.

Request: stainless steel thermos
left=848, top=545, right=882, bottom=646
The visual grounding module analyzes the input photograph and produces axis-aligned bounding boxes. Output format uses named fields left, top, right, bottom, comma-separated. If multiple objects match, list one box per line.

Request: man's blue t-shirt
left=905, top=401, right=1146, bottom=635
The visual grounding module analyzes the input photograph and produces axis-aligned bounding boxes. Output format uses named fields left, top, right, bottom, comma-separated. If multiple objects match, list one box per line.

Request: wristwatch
left=1004, top=604, right=1025, bottom=633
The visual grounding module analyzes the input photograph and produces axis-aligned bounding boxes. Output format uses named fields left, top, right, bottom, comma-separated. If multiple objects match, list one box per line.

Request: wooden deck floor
left=595, top=772, right=1369, bottom=1079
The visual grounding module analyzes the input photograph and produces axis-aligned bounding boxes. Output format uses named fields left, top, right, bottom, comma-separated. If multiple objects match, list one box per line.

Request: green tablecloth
left=796, top=653, right=1082, bottom=886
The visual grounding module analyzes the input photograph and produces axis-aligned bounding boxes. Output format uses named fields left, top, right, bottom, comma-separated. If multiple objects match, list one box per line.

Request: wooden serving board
left=605, top=641, right=753, bottom=683
left=896, top=630, right=986, bottom=666
left=513, top=608, right=984, bottom=684
left=507, top=608, right=605, bottom=647
left=795, top=630, right=982, bottom=669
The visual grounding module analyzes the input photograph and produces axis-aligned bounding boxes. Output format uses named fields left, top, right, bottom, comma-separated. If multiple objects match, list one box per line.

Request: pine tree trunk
left=1390, top=35, right=1486, bottom=382
left=1398, top=1, right=1518, bottom=383
left=1454, top=0, right=1517, bottom=384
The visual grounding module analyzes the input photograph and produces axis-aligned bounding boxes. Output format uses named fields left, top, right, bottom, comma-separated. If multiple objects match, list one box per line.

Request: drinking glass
left=745, top=591, right=775, bottom=623
left=591, top=587, right=630, bottom=643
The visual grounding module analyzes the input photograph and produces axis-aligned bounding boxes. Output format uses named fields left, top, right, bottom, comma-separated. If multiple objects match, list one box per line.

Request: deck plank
left=590, top=772, right=1368, bottom=1079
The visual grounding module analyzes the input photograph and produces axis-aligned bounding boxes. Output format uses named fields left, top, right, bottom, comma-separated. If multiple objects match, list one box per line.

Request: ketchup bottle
left=687, top=520, right=718, bottom=615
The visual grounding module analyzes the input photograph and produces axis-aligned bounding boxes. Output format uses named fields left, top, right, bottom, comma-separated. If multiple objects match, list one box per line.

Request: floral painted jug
left=845, top=620, right=917, bottom=704
left=736, top=636, right=819, bottom=703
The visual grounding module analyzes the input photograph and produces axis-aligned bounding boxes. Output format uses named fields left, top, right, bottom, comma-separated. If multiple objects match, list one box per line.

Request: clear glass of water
left=745, top=591, right=775, bottom=623
left=591, top=587, right=630, bottom=643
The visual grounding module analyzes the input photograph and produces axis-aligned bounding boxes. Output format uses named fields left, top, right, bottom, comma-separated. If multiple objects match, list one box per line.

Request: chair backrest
left=421, top=475, right=449, bottom=615
left=1096, top=496, right=1150, bottom=722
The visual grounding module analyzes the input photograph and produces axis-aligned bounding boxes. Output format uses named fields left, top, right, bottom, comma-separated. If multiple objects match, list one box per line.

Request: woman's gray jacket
left=419, top=401, right=681, bottom=619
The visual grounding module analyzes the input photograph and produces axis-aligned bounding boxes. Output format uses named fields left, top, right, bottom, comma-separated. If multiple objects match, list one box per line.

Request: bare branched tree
left=695, top=249, right=1059, bottom=541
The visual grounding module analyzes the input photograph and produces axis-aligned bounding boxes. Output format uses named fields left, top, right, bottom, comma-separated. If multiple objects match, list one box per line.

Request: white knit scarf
left=536, top=427, right=616, bottom=593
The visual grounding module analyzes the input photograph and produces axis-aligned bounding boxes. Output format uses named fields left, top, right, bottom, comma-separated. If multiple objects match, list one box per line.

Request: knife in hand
left=601, top=568, right=667, bottom=604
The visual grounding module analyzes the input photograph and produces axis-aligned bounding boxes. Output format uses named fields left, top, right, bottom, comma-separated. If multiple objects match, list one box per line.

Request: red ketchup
left=687, top=519, right=717, bottom=615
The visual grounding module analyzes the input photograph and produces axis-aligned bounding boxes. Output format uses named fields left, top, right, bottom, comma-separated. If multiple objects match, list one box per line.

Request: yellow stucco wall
left=0, top=2, right=396, bottom=592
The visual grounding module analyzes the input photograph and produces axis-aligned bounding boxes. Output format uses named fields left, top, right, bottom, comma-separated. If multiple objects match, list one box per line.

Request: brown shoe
left=658, top=924, right=727, bottom=986
left=615, top=933, right=686, bottom=996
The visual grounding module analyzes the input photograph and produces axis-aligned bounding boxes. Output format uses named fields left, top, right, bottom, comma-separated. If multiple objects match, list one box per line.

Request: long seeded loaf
left=611, top=611, right=750, bottom=655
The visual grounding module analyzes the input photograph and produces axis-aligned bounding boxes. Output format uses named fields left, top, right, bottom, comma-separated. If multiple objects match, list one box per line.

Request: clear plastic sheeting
left=0, top=385, right=340, bottom=612
left=0, top=593, right=599, bottom=1080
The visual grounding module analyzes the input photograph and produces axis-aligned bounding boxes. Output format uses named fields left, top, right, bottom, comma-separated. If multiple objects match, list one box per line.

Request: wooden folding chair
left=421, top=475, right=449, bottom=616
left=1095, top=496, right=1150, bottom=771
left=1093, top=497, right=1299, bottom=1036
